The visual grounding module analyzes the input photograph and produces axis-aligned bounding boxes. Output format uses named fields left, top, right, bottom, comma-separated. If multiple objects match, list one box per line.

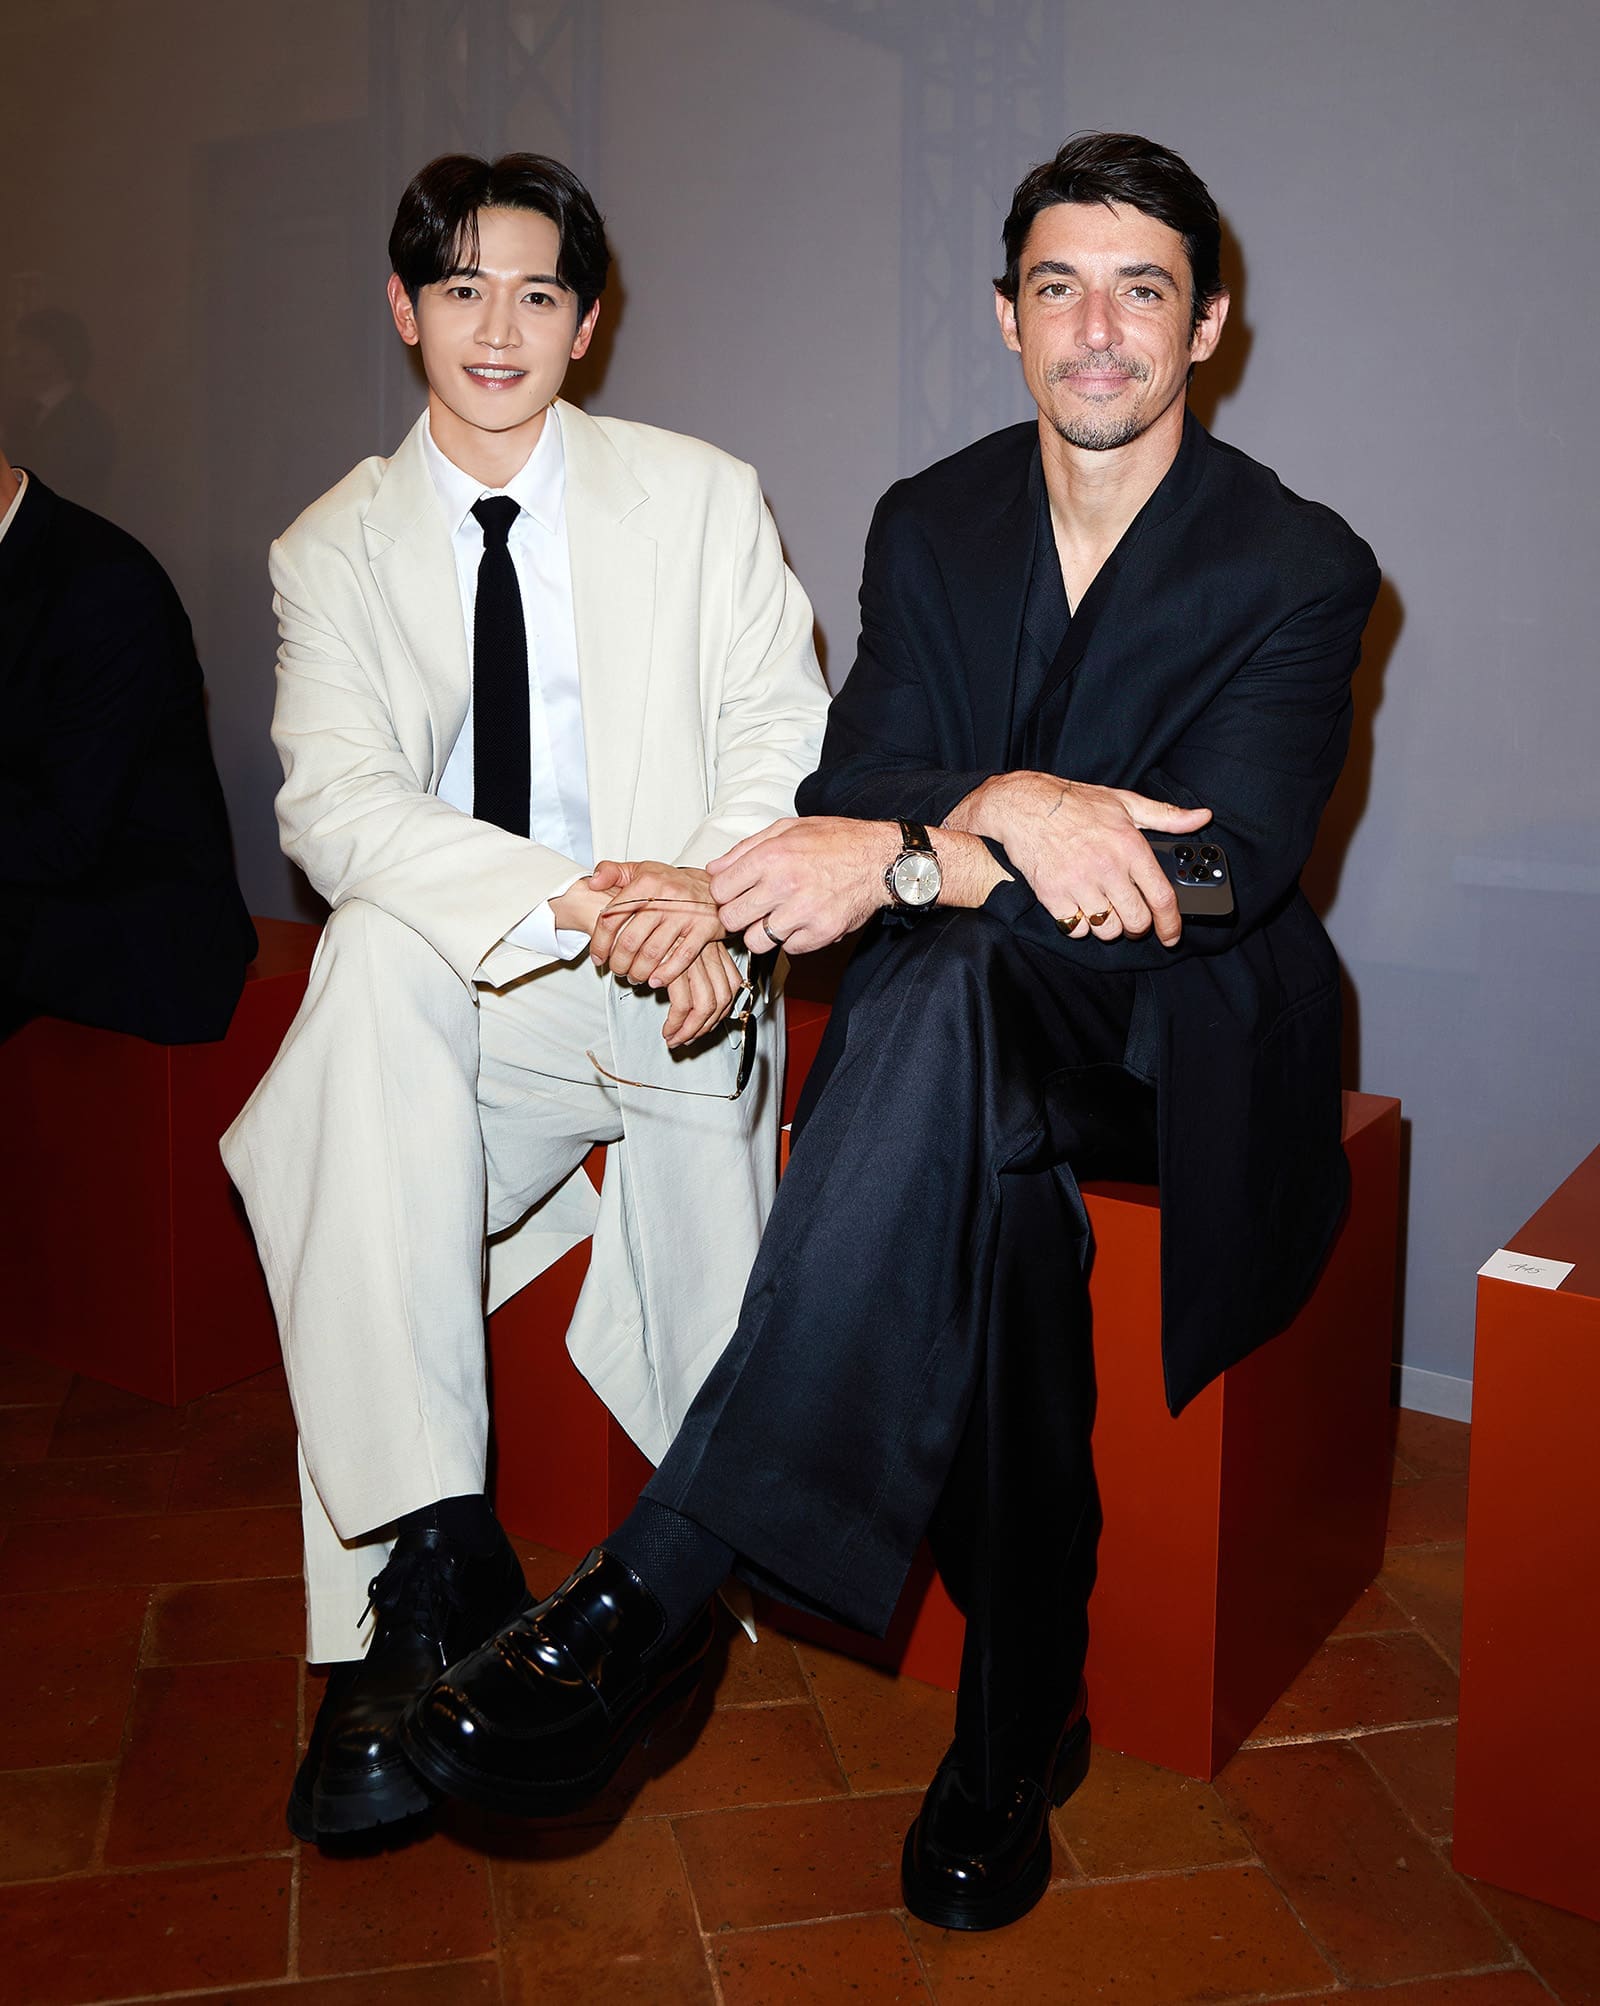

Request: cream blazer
left=266, top=401, right=829, bottom=1460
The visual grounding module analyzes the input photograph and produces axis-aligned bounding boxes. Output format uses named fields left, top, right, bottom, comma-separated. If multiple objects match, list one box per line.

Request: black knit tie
left=470, top=495, right=530, bottom=837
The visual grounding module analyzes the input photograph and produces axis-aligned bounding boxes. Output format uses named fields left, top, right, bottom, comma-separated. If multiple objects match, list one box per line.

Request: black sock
left=605, top=1498, right=734, bottom=1636
left=392, top=1492, right=500, bottom=1555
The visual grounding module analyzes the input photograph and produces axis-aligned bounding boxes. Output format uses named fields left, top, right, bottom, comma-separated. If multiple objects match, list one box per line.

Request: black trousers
left=645, top=909, right=1158, bottom=1767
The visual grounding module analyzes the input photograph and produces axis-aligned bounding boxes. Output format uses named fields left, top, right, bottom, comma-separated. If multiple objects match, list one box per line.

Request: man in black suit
left=403, top=134, right=1381, bottom=1931
left=0, top=445, right=257, bottom=1042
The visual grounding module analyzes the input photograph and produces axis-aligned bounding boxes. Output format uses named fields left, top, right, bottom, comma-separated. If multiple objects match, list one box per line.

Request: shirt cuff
left=505, top=875, right=589, bottom=962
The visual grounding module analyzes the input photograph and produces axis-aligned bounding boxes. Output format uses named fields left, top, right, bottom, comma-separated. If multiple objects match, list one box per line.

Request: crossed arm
left=706, top=779, right=1211, bottom=958
left=493, top=532, right=1374, bottom=1039
left=529, top=763, right=1205, bottom=1052
left=701, top=506, right=1377, bottom=963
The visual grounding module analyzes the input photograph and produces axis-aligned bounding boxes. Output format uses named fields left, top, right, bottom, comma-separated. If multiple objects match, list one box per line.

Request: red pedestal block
left=487, top=1145, right=654, bottom=1556
left=1454, top=1144, right=1600, bottom=1922
left=0, top=918, right=318, bottom=1405
left=770, top=1091, right=1402, bottom=1781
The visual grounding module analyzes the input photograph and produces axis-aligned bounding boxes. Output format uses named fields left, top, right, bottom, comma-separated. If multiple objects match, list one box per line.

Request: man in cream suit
left=222, top=152, right=826, bottom=1843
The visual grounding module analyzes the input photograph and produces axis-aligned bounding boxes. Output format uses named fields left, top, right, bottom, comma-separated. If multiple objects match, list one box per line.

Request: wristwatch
left=884, top=819, right=942, bottom=910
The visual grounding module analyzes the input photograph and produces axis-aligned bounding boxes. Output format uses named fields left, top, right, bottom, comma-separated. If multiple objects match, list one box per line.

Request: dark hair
left=18, top=307, right=92, bottom=383
left=389, top=152, right=611, bottom=322
left=997, top=133, right=1223, bottom=334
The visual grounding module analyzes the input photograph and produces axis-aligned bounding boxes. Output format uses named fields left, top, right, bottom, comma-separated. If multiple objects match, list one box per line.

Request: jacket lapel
left=363, top=415, right=468, bottom=785
left=911, top=427, right=1034, bottom=766
left=1019, top=409, right=1215, bottom=749
left=558, top=400, right=655, bottom=861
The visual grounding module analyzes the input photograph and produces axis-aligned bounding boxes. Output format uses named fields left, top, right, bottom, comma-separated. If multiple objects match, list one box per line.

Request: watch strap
left=885, top=819, right=941, bottom=913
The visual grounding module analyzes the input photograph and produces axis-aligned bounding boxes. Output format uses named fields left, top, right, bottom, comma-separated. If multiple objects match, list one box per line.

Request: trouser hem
left=306, top=1585, right=374, bottom=1668
left=656, top=1476, right=911, bottom=1638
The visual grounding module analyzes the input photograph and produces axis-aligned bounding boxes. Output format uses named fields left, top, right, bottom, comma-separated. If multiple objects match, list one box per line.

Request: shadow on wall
left=1185, top=219, right=1253, bottom=436
left=1305, top=576, right=1404, bottom=924
left=1305, top=573, right=1405, bottom=1094
left=4, top=307, right=119, bottom=516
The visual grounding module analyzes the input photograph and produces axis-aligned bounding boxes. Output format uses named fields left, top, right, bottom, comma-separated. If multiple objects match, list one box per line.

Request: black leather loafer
left=288, top=1519, right=530, bottom=1843
left=400, top=1547, right=715, bottom=1817
left=900, top=1694, right=1091, bottom=1932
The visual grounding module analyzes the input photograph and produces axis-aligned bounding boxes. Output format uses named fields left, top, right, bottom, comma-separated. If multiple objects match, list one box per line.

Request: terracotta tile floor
left=2, top=1349, right=1594, bottom=2005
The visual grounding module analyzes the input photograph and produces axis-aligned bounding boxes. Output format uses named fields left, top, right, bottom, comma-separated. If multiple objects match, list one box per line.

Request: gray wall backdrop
left=4, top=0, right=1597, bottom=1413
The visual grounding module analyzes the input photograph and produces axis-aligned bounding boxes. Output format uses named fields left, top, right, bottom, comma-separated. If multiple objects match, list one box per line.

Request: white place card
left=1477, top=1247, right=1575, bottom=1290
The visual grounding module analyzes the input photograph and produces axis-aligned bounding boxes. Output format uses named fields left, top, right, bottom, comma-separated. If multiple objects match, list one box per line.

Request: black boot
left=288, top=1518, right=530, bottom=1842
left=900, top=1685, right=1091, bottom=1932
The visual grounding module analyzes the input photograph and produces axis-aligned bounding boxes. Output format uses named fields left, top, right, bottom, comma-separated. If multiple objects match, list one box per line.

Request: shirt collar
left=422, top=402, right=566, bottom=537
left=0, top=468, right=29, bottom=549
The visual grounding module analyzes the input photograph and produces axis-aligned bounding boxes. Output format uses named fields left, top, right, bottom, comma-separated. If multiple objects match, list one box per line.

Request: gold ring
left=1087, top=909, right=1112, bottom=927
left=1056, top=909, right=1084, bottom=935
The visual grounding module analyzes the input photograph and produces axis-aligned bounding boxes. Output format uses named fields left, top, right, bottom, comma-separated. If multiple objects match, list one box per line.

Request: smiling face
left=386, top=204, right=599, bottom=480
left=996, top=199, right=1227, bottom=458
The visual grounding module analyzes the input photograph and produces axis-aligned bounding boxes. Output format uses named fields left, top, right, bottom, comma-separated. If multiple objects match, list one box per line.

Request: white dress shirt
left=0, top=468, right=28, bottom=546
left=422, top=407, right=592, bottom=960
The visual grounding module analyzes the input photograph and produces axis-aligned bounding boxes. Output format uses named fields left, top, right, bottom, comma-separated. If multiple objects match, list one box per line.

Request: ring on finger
left=1087, top=908, right=1112, bottom=927
left=1056, top=909, right=1084, bottom=935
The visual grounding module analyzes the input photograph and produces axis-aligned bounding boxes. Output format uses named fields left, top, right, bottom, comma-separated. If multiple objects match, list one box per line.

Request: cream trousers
left=222, top=900, right=626, bottom=1661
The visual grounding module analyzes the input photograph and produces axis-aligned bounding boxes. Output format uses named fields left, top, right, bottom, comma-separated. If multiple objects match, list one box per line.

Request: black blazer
left=796, top=412, right=1381, bottom=1413
left=0, top=476, right=256, bottom=1043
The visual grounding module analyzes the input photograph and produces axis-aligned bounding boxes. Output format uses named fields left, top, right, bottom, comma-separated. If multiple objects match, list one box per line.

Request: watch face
left=893, top=851, right=941, bottom=907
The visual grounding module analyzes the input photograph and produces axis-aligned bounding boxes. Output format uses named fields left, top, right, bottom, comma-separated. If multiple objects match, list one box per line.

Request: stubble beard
left=1044, top=356, right=1153, bottom=453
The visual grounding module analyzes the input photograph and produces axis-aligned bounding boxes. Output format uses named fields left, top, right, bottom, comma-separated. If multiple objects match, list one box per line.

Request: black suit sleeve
left=981, top=554, right=1381, bottom=968
left=796, top=499, right=999, bottom=826
left=0, top=553, right=182, bottom=888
